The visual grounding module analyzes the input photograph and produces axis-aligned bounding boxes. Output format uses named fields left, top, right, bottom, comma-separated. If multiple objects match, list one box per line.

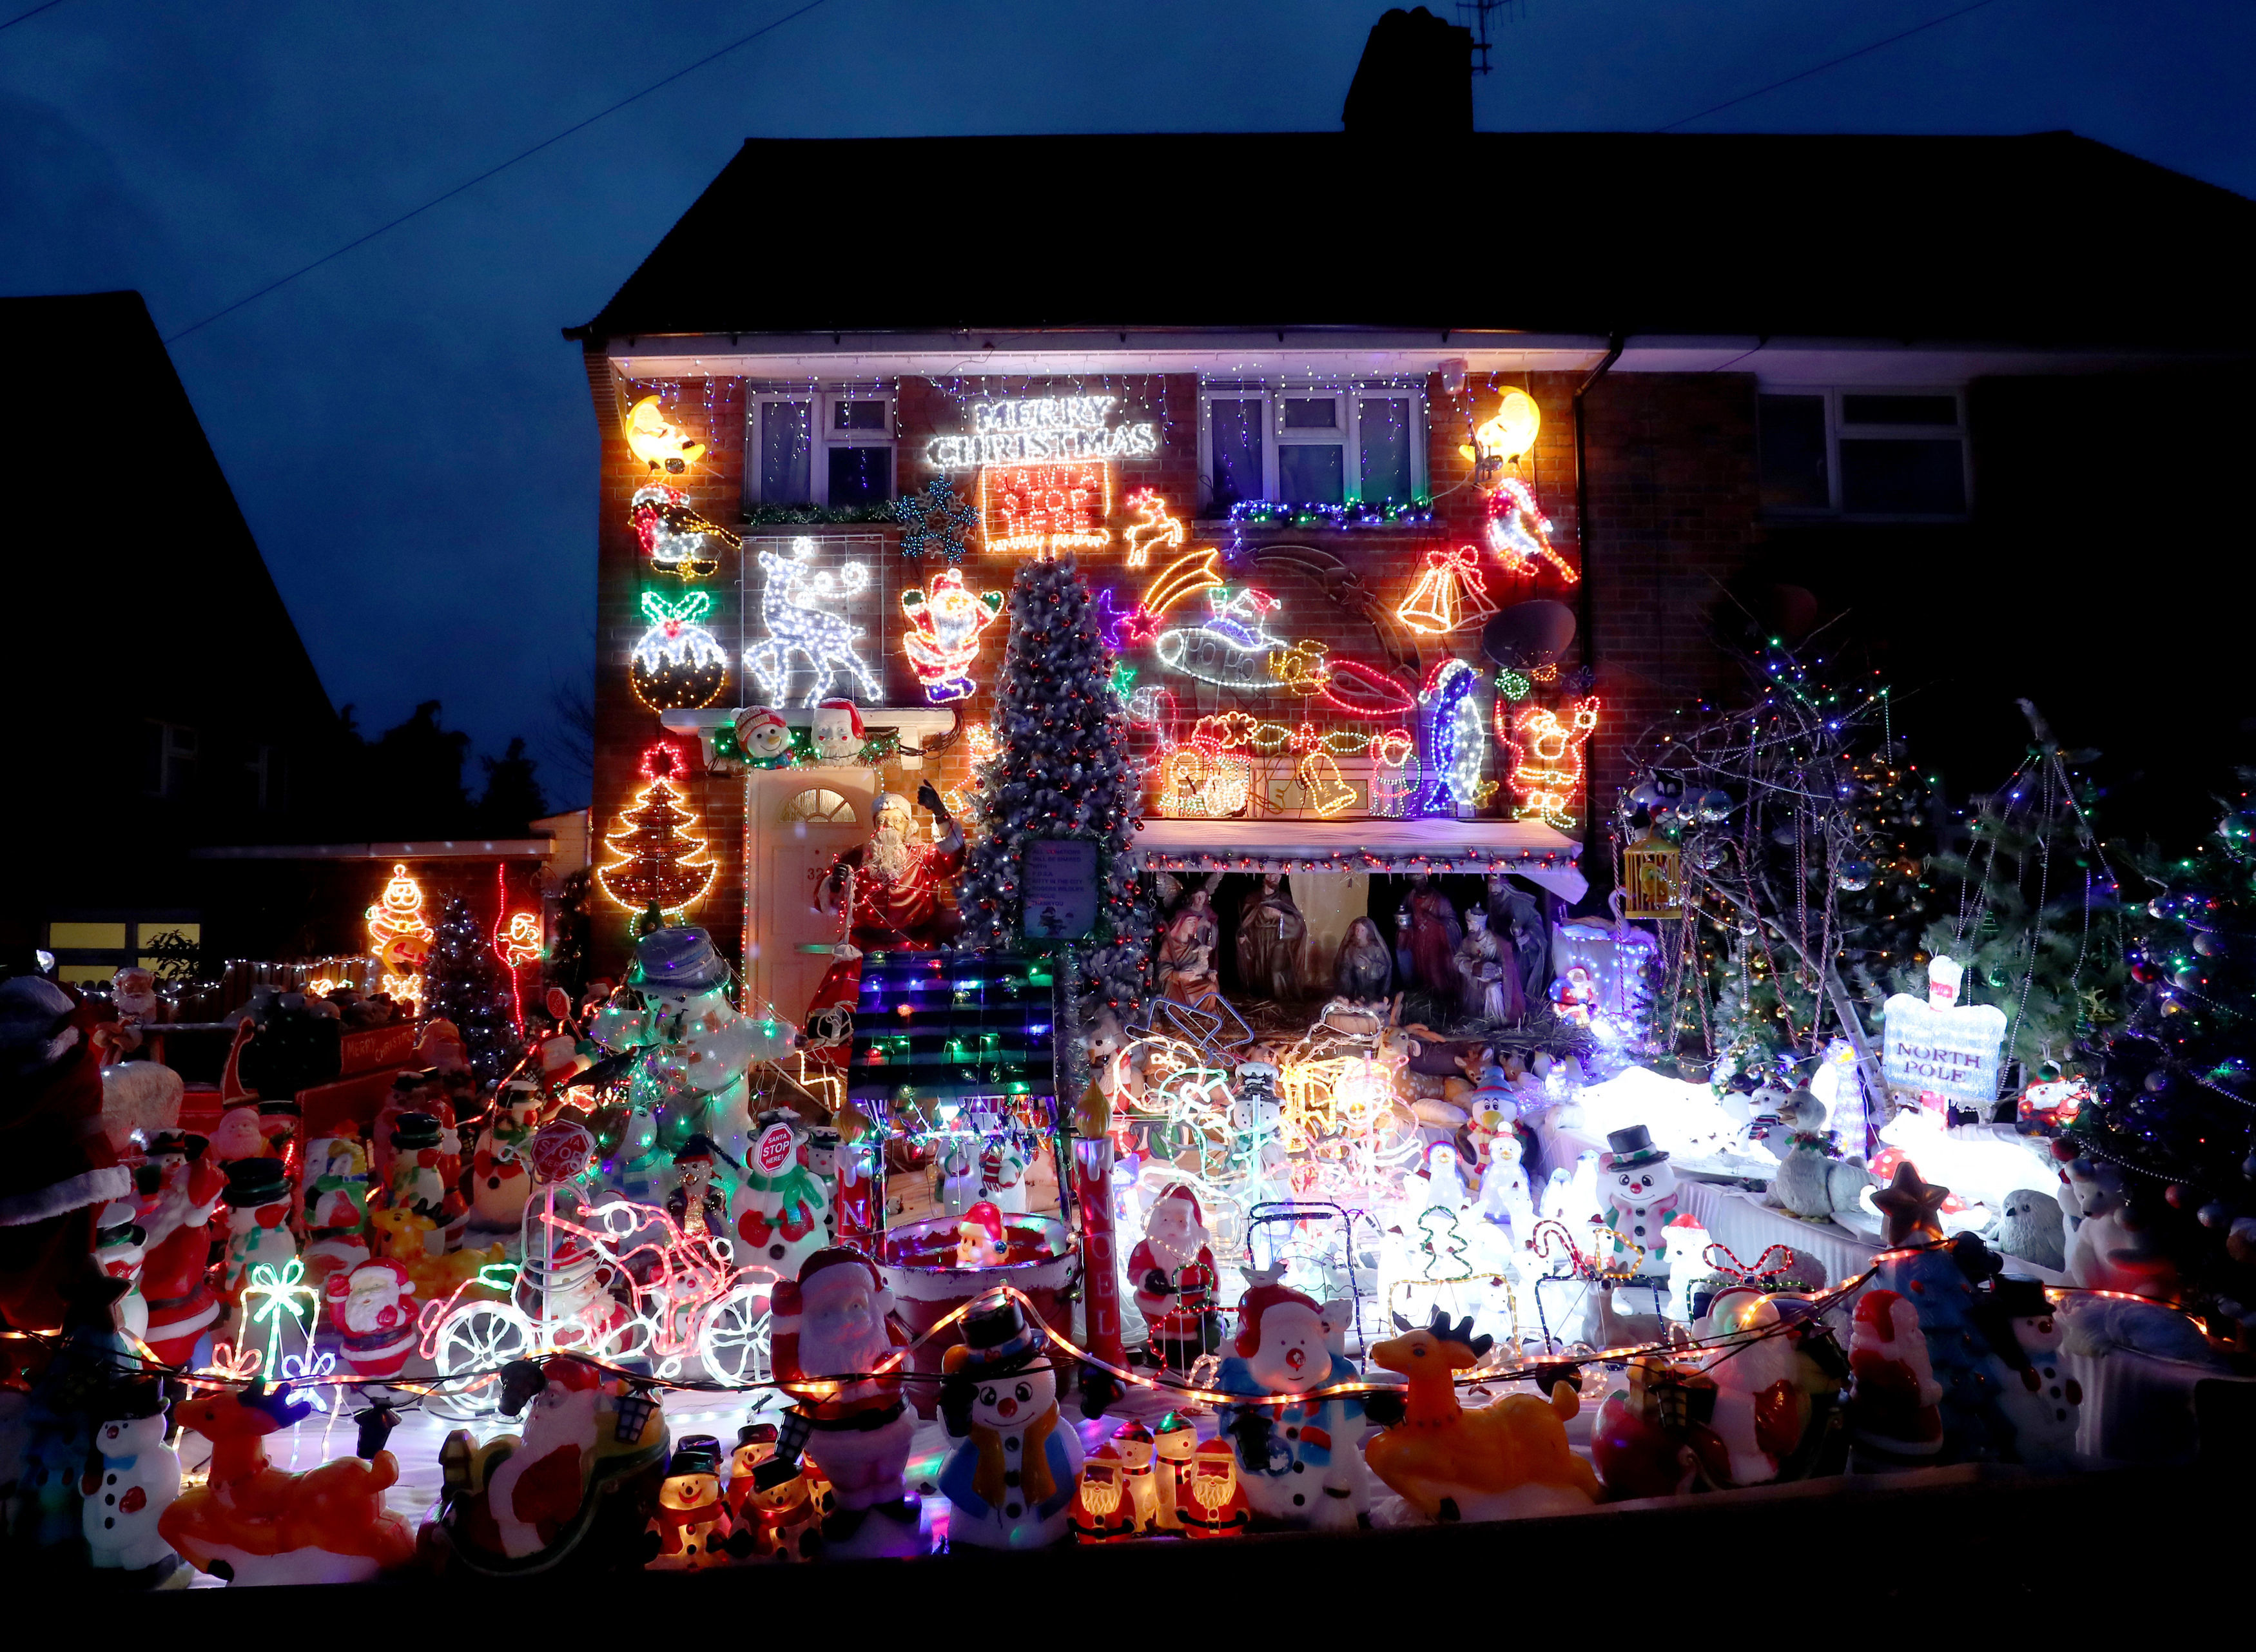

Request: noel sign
left=1880, top=961, right=2007, bottom=1109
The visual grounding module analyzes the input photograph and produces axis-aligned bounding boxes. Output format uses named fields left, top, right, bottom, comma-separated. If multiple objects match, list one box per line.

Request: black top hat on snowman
left=948, top=1293, right=1044, bottom=1377
left=390, top=1111, right=443, bottom=1152
left=1605, top=1125, right=1669, bottom=1168
left=221, top=1154, right=292, bottom=1209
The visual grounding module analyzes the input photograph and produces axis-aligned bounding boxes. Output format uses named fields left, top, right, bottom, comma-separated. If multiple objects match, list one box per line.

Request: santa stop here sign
left=755, top=1122, right=797, bottom=1176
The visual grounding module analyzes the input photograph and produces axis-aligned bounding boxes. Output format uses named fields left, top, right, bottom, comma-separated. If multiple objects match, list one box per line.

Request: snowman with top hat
left=81, top=1377, right=184, bottom=1586
left=937, top=1292, right=1084, bottom=1550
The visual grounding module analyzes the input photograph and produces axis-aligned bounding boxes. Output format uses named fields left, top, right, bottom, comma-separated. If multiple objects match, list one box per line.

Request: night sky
left=5, top=0, right=2250, bottom=808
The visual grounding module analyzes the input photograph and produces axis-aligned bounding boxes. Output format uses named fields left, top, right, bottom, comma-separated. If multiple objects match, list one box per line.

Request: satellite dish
left=1481, top=600, right=1577, bottom=670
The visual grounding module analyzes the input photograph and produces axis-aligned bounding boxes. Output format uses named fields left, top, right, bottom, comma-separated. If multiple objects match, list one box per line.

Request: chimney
left=1342, top=6, right=1474, bottom=135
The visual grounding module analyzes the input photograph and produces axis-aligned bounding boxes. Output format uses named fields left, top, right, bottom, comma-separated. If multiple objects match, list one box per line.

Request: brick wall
left=588, top=359, right=1765, bottom=976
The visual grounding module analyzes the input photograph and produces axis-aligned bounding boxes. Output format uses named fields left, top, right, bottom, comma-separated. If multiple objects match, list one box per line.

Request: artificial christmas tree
left=957, top=554, right=1151, bottom=1015
left=2072, top=767, right=2254, bottom=1296
left=424, top=896, right=517, bottom=1084
left=595, top=741, right=715, bottom=931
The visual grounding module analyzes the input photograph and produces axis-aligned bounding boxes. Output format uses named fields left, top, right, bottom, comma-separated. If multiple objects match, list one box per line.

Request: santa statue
left=1214, top=1283, right=1371, bottom=1529
left=139, top=1129, right=226, bottom=1366
left=325, top=1256, right=418, bottom=1381
left=458, top=1356, right=612, bottom=1560
left=765, top=1249, right=922, bottom=1551
left=816, top=782, right=964, bottom=951
left=1129, top=1183, right=1221, bottom=1372
left=1846, top=1287, right=1945, bottom=1468
left=810, top=698, right=868, bottom=766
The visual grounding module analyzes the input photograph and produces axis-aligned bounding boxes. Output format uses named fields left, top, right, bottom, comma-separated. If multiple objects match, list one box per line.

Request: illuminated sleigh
left=418, top=1177, right=776, bottom=1418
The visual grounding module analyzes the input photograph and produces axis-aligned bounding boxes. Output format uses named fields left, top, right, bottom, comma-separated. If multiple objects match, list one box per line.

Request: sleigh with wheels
left=418, top=1172, right=777, bottom=1419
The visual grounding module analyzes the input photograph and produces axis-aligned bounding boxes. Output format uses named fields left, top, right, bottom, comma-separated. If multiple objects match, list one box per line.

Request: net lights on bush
left=628, top=590, right=729, bottom=711
left=744, top=539, right=880, bottom=707
left=1486, top=477, right=1578, bottom=585
left=1421, top=659, right=1494, bottom=813
left=1500, top=696, right=1600, bottom=828
left=900, top=567, right=1005, bottom=705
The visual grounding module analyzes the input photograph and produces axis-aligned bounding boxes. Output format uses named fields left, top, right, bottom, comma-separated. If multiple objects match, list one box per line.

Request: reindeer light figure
left=744, top=538, right=880, bottom=706
left=1121, top=489, right=1187, bottom=568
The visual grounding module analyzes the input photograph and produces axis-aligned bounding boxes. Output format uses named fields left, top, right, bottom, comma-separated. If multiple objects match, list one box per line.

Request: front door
left=741, top=768, right=877, bottom=1029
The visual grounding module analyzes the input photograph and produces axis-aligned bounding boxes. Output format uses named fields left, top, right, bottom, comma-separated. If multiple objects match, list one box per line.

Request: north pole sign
left=1881, top=993, right=2008, bottom=1107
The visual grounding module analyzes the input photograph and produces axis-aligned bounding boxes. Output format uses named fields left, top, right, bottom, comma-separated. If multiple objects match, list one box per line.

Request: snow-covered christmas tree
left=424, top=895, right=517, bottom=1083
left=956, top=554, right=1150, bottom=1015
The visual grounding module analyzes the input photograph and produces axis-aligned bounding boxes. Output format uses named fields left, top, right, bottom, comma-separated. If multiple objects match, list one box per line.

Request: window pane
left=50, top=922, right=127, bottom=950
left=1758, top=394, right=1829, bottom=510
left=761, top=402, right=811, bottom=502
left=1840, top=438, right=1966, bottom=514
left=828, top=445, right=891, bottom=505
left=1357, top=397, right=1413, bottom=502
left=1278, top=443, right=1345, bottom=505
left=1281, top=397, right=1337, bottom=430
left=1841, top=394, right=1958, bottom=427
left=1209, top=400, right=1263, bottom=507
left=833, top=400, right=888, bottom=432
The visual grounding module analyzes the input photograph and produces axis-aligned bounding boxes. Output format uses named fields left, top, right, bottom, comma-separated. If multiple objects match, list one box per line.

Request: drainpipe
left=1572, top=333, right=1624, bottom=908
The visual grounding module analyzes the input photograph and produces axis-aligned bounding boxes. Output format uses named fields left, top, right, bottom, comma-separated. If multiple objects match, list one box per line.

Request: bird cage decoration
left=1621, top=830, right=1683, bottom=920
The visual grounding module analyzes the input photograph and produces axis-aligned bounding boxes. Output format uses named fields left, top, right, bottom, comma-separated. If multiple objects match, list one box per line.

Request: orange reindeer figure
left=161, top=1383, right=417, bottom=1584
left=1121, top=489, right=1187, bottom=568
left=1363, top=1308, right=1600, bottom=1523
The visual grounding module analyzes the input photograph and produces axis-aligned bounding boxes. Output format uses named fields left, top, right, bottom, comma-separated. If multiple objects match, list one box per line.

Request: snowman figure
left=937, top=1294, right=1084, bottom=1550
left=732, top=705, right=794, bottom=765
left=220, top=1156, right=298, bottom=1300
left=979, top=1133, right=1030, bottom=1214
left=92, top=1197, right=150, bottom=1343
left=1983, top=1275, right=2082, bottom=1470
left=936, top=1140, right=981, bottom=1217
left=1597, top=1125, right=1679, bottom=1281
left=81, top=1381, right=181, bottom=1582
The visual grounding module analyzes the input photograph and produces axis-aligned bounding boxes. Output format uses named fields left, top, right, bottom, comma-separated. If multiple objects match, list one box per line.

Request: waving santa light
left=900, top=567, right=1005, bottom=704
left=1501, top=695, right=1600, bottom=828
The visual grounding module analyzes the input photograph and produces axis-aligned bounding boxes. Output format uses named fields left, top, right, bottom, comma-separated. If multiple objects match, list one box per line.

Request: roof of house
left=572, top=130, right=2256, bottom=350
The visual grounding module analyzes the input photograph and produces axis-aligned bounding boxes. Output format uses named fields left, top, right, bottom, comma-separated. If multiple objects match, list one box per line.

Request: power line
left=166, top=0, right=832, bottom=344
left=0, top=0, right=74, bottom=34
left=1653, top=0, right=2010, bottom=133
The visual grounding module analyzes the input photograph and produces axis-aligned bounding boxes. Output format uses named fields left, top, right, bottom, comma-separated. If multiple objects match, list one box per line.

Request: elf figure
left=1847, top=1288, right=1944, bottom=1468
left=938, top=1294, right=1083, bottom=1550
left=1129, top=1182, right=1221, bottom=1372
left=666, top=1134, right=735, bottom=1242
left=1214, top=1283, right=1370, bottom=1530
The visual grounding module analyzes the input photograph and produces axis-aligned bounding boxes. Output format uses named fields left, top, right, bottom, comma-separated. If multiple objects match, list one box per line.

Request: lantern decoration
left=625, top=394, right=706, bottom=474
left=366, top=863, right=433, bottom=1003
left=629, top=590, right=728, bottom=711
left=1621, top=830, right=1684, bottom=920
left=1486, top=477, right=1579, bottom=584
left=1395, top=544, right=1499, bottom=636
left=1500, top=696, right=1600, bottom=828
left=900, top=567, right=1006, bottom=704
left=594, top=742, right=716, bottom=919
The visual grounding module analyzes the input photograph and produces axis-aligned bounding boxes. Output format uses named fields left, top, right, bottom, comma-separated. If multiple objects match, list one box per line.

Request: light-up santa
left=325, top=1257, right=418, bottom=1381
left=900, top=567, right=1004, bottom=704
left=1129, top=1183, right=1220, bottom=1371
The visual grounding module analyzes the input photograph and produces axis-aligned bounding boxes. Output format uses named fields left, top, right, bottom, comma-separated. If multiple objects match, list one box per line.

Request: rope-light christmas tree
left=957, top=553, right=1151, bottom=1014
left=2074, top=768, right=2256, bottom=1297
left=596, top=741, right=715, bottom=935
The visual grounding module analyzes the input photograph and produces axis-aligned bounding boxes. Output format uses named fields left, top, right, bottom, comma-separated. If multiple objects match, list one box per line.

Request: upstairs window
left=746, top=389, right=896, bottom=509
left=1760, top=389, right=1969, bottom=518
left=1199, top=383, right=1428, bottom=515
left=144, top=721, right=197, bottom=799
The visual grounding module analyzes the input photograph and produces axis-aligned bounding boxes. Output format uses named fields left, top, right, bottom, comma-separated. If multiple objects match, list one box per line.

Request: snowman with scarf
left=1214, top=1283, right=1370, bottom=1530
left=81, top=1378, right=181, bottom=1583
left=937, top=1293, right=1084, bottom=1550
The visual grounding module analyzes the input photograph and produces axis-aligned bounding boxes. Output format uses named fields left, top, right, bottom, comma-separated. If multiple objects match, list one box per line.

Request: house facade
left=569, top=130, right=2255, bottom=1009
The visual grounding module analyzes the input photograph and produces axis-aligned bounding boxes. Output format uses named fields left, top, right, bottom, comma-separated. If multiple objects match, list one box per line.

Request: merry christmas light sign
left=926, top=396, right=1158, bottom=471
left=1881, top=954, right=2008, bottom=1109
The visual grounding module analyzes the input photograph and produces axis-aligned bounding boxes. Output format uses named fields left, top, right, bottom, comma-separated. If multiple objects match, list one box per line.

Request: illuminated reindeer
left=744, top=539, right=880, bottom=706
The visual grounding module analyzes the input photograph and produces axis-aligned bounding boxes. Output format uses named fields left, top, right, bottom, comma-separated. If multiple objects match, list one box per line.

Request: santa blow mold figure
left=1130, top=1183, right=1221, bottom=1372
left=937, top=1292, right=1084, bottom=1550
left=1847, top=1287, right=1945, bottom=1468
left=137, top=1131, right=225, bottom=1366
left=1214, top=1283, right=1371, bottom=1530
left=809, top=697, right=867, bottom=765
left=766, top=1249, right=921, bottom=1552
left=957, top=1200, right=1010, bottom=1269
left=326, top=1258, right=418, bottom=1381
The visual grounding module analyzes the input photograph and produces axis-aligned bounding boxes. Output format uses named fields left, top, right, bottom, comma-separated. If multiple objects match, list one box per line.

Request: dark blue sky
left=5, top=0, right=2250, bottom=807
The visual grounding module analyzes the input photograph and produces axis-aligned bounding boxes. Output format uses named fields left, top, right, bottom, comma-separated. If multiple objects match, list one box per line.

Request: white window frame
left=1198, top=380, right=1428, bottom=511
left=146, top=721, right=197, bottom=799
left=1759, top=386, right=1970, bottom=520
left=745, top=386, right=897, bottom=507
